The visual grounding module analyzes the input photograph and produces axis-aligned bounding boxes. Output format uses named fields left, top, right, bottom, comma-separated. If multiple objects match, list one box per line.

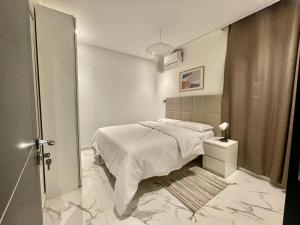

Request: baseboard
left=238, top=167, right=272, bottom=182
left=238, top=167, right=285, bottom=191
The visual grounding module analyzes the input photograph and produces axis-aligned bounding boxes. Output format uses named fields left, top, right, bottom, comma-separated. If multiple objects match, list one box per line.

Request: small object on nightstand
left=219, top=122, right=229, bottom=142
left=203, top=137, right=238, bottom=178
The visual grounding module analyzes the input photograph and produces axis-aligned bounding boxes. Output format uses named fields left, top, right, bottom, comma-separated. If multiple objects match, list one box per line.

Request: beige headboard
left=166, top=95, right=222, bottom=136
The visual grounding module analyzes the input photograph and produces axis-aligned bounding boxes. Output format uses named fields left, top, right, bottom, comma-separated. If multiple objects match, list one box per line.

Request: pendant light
left=146, top=30, right=174, bottom=72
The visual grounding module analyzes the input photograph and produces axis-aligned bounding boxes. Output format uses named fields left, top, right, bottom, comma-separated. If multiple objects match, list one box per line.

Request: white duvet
left=92, top=121, right=213, bottom=215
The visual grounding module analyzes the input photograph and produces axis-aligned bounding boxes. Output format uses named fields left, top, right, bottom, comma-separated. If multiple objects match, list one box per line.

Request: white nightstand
left=203, top=137, right=238, bottom=178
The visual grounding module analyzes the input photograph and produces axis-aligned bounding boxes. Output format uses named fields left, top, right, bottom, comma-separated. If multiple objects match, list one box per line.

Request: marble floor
left=43, top=150, right=286, bottom=225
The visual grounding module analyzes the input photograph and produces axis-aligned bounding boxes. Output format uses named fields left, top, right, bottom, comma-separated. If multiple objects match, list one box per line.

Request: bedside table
left=203, top=137, right=238, bottom=178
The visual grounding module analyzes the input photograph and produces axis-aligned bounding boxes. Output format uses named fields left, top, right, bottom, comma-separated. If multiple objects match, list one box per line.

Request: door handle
left=35, top=138, right=55, bottom=149
left=38, top=139, right=55, bottom=146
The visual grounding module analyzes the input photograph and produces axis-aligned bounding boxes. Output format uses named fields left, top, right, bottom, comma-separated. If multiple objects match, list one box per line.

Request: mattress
left=92, top=121, right=213, bottom=215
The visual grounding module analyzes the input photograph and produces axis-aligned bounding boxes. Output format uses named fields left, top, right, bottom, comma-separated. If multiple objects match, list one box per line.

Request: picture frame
left=179, top=66, right=204, bottom=92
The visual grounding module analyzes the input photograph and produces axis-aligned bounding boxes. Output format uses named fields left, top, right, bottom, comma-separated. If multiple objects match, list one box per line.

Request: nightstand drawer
left=203, top=143, right=226, bottom=161
left=203, top=156, right=226, bottom=177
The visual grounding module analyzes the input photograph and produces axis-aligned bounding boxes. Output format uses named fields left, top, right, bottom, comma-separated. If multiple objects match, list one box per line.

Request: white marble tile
left=44, top=150, right=286, bottom=225
left=43, top=150, right=108, bottom=225
left=43, top=187, right=107, bottom=225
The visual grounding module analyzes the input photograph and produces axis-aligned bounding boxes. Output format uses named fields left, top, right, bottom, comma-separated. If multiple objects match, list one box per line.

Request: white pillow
left=157, top=118, right=180, bottom=125
left=176, top=121, right=213, bottom=132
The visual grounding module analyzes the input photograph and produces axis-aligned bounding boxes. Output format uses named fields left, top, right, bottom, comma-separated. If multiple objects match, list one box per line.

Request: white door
left=35, top=4, right=81, bottom=198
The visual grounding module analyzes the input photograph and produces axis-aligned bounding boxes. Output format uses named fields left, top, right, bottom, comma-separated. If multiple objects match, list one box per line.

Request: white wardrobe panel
left=35, top=4, right=80, bottom=197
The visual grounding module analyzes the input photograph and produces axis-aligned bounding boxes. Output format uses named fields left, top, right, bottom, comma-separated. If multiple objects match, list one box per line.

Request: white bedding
left=92, top=121, right=213, bottom=215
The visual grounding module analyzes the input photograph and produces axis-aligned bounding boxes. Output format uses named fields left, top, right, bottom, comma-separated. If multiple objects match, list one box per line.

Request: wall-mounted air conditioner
left=164, top=50, right=183, bottom=68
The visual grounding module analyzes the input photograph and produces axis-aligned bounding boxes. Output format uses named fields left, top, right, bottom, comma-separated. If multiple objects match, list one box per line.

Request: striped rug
left=157, top=166, right=229, bottom=212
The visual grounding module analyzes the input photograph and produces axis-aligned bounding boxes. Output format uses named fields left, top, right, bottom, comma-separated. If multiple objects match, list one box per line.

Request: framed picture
left=179, top=66, right=204, bottom=92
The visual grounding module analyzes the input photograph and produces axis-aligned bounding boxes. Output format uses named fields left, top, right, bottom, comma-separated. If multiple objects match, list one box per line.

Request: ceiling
left=41, top=0, right=279, bottom=59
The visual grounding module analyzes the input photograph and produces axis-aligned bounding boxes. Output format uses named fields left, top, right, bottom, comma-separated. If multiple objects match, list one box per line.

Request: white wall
left=78, top=42, right=159, bottom=147
left=157, top=29, right=228, bottom=117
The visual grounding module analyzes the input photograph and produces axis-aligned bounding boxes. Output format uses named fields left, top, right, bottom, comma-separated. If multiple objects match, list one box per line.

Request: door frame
left=72, top=16, right=82, bottom=188
left=33, top=5, right=47, bottom=195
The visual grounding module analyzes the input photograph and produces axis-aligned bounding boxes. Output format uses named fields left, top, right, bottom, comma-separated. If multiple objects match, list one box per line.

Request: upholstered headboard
left=166, top=95, right=222, bottom=136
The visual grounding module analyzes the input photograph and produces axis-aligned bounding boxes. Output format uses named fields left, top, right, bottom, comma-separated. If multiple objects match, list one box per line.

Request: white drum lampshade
left=219, top=122, right=229, bottom=142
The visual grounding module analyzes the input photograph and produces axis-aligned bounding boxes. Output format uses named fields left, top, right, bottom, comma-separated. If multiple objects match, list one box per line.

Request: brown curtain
left=222, top=0, right=300, bottom=185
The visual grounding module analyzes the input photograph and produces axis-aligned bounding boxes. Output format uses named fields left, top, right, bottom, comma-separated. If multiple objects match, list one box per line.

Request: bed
left=92, top=95, right=222, bottom=215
